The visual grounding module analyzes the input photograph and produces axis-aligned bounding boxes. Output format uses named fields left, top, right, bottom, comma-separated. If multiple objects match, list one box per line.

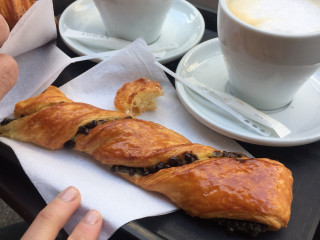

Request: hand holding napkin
left=0, top=0, right=250, bottom=239
left=0, top=0, right=72, bottom=117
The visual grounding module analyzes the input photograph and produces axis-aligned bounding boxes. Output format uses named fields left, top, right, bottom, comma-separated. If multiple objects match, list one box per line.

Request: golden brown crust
left=121, top=157, right=292, bottom=230
left=0, top=0, right=36, bottom=30
left=0, top=86, right=293, bottom=232
left=114, top=78, right=163, bottom=116
left=75, top=119, right=216, bottom=167
left=3, top=96, right=129, bottom=150
left=14, top=86, right=72, bottom=117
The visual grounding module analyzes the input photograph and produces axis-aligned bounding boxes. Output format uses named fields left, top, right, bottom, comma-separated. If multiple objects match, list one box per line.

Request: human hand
left=0, top=13, right=19, bottom=100
left=21, top=186, right=103, bottom=240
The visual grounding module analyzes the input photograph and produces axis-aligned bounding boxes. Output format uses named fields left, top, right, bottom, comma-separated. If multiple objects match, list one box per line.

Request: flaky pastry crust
left=14, top=86, right=73, bottom=117
left=121, top=157, right=292, bottom=231
left=0, top=86, right=293, bottom=233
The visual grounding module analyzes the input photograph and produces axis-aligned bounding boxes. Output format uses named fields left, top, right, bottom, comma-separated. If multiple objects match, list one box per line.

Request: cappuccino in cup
left=218, top=0, right=320, bottom=110
left=227, top=0, right=320, bottom=35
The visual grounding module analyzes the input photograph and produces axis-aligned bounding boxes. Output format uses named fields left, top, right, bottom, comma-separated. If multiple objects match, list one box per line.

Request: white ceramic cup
left=92, top=0, right=174, bottom=44
left=218, top=0, right=320, bottom=111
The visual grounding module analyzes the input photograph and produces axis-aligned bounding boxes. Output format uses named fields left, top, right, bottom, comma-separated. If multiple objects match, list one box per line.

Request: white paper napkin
left=0, top=1, right=251, bottom=239
left=0, top=0, right=57, bottom=57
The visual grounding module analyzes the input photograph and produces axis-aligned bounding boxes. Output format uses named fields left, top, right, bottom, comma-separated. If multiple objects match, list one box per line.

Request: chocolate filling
left=111, top=150, right=246, bottom=177
left=63, top=116, right=132, bottom=148
left=212, top=218, right=267, bottom=237
left=64, top=139, right=76, bottom=149
left=0, top=118, right=14, bottom=126
left=111, top=152, right=196, bottom=176
left=84, top=120, right=98, bottom=129
left=0, top=114, right=26, bottom=126
left=77, top=126, right=90, bottom=135
left=75, top=117, right=132, bottom=135
left=212, top=150, right=244, bottom=158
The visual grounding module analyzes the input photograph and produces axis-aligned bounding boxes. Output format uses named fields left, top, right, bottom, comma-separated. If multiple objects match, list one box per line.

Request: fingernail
left=82, top=210, right=100, bottom=225
left=58, top=186, right=78, bottom=202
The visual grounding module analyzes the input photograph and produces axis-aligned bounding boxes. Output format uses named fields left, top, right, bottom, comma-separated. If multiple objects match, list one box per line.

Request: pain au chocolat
left=0, top=86, right=293, bottom=236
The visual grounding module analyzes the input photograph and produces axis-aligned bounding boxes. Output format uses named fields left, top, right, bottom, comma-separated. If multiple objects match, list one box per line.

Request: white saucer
left=59, top=0, right=205, bottom=64
left=175, top=38, right=320, bottom=147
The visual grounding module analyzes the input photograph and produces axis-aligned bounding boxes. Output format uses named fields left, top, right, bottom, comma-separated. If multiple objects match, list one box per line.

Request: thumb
left=0, top=54, right=19, bottom=100
left=0, top=14, right=10, bottom=47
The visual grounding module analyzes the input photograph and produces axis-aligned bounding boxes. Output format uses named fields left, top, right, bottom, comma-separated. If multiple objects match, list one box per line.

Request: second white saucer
left=176, top=38, right=320, bottom=147
left=59, top=0, right=205, bottom=64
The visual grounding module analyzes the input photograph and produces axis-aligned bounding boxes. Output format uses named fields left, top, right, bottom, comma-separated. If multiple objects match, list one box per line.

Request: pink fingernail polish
left=58, top=186, right=78, bottom=202
left=83, top=210, right=100, bottom=225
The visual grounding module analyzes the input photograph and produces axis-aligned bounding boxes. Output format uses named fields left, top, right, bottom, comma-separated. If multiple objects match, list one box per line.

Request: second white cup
left=218, top=0, right=320, bottom=111
left=93, top=0, right=174, bottom=44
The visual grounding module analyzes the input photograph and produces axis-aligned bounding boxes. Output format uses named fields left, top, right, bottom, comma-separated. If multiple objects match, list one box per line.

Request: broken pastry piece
left=114, top=78, right=163, bottom=116
left=0, top=86, right=293, bottom=236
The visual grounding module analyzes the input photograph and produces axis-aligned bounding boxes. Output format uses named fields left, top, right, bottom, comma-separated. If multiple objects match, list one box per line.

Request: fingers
left=0, top=14, right=10, bottom=47
left=21, top=186, right=81, bottom=240
left=0, top=15, right=17, bottom=101
left=0, top=54, right=19, bottom=100
left=68, top=209, right=103, bottom=240
left=21, top=186, right=103, bottom=240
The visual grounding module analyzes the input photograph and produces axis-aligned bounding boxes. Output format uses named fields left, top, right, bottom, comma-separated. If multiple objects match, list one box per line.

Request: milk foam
left=227, top=0, right=320, bottom=34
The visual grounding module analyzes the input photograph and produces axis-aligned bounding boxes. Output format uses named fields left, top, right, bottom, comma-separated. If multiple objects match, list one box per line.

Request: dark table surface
left=1, top=1, right=320, bottom=240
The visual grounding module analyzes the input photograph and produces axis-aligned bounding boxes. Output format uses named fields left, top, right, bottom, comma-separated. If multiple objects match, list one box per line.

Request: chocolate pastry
left=0, top=86, right=293, bottom=235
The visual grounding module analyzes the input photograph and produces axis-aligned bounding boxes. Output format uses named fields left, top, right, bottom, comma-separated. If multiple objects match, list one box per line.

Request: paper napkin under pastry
left=0, top=1, right=251, bottom=239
